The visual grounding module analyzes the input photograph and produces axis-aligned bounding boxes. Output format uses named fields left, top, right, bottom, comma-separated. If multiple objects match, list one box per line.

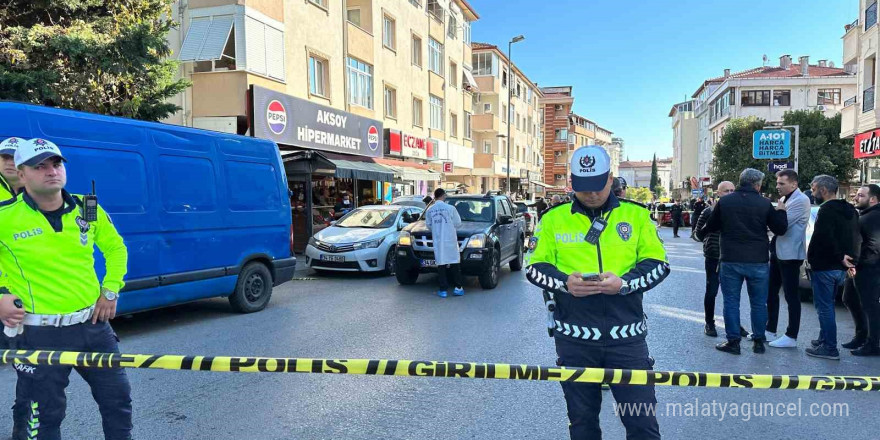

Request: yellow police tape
left=2, top=350, right=879, bottom=391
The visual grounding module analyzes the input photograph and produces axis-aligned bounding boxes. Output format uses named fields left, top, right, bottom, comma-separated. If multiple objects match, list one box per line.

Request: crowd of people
left=694, top=168, right=880, bottom=359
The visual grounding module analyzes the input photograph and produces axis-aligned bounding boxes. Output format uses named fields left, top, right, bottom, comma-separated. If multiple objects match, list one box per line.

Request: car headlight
left=398, top=231, right=412, bottom=246
left=308, top=237, right=318, bottom=247
left=353, top=236, right=385, bottom=250
left=466, top=233, right=487, bottom=249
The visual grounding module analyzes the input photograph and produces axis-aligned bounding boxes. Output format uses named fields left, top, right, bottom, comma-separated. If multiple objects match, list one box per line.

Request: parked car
left=392, top=195, right=429, bottom=209
left=395, top=192, right=526, bottom=289
left=306, top=205, right=422, bottom=275
left=514, top=201, right=537, bottom=236
left=0, top=102, right=297, bottom=314
left=655, top=203, right=691, bottom=227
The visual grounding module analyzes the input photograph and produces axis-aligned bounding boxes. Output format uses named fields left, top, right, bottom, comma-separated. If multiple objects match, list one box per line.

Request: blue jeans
left=810, top=270, right=846, bottom=349
left=720, top=262, right=770, bottom=341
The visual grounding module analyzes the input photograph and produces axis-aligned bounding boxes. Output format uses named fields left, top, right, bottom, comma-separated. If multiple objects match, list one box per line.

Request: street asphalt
left=1, top=226, right=878, bottom=439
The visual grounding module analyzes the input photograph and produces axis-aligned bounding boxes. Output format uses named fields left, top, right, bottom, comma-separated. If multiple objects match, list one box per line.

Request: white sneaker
left=748, top=332, right=776, bottom=341
left=769, top=335, right=798, bottom=348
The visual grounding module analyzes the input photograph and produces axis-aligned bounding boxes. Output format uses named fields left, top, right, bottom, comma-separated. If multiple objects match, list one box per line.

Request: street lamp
left=506, top=34, right=524, bottom=195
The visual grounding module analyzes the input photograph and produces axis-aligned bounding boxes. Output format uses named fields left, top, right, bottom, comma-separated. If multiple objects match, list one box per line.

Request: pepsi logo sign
left=367, top=126, right=379, bottom=151
left=266, top=100, right=287, bottom=135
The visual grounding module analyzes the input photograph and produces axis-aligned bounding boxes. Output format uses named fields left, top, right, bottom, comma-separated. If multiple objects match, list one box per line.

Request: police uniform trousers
left=13, top=321, right=132, bottom=440
left=555, top=336, right=660, bottom=440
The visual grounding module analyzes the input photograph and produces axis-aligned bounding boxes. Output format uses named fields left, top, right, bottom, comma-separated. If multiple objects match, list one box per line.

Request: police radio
left=83, top=180, right=98, bottom=222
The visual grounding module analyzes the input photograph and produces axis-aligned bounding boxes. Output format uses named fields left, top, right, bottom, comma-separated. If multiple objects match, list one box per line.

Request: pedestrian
left=551, top=194, right=563, bottom=207
left=701, top=168, right=788, bottom=355
left=670, top=199, right=683, bottom=237
left=695, top=181, right=748, bottom=338
left=534, top=197, right=548, bottom=221
left=766, top=170, right=810, bottom=349
left=526, top=146, right=668, bottom=439
left=612, top=176, right=627, bottom=199
left=425, top=188, right=463, bottom=298
left=0, top=139, right=132, bottom=440
left=846, top=184, right=880, bottom=356
left=805, top=175, right=860, bottom=360
left=334, top=192, right=354, bottom=217
left=690, top=197, right=706, bottom=238
left=0, top=137, right=25, bottom=201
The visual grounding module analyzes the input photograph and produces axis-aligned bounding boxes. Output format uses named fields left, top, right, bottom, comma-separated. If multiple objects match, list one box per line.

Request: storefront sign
left=854, top=129, right=880, bottom=159
left=442, top=162, right=454, bottom=173
left=251, top=85, right=383, bottom=158
left=520, top=169, right=529, bottom=179
left=752, top=129, right=791, bottom=159
left=385, top=129, right=435, bottom=159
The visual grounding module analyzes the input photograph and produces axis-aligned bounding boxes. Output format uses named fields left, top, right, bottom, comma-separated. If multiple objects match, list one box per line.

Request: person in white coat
left=426, top=188, right=463, bottom=298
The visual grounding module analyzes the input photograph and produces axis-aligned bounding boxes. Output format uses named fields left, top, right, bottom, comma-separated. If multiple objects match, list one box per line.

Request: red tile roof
left=471, top=42, right=494, bottom=50
left=706, top=65, right=849, bottom=81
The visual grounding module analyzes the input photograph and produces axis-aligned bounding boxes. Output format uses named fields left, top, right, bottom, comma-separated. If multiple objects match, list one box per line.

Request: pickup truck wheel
left=510, top=238, right=524, bottom=271
left=383, top=246, right=397, bottom=276
left=396, top=266, right=419, bottom=285
left=229, top=262, right=273, bottom=313
left=479, top=248, right=500, bottom=289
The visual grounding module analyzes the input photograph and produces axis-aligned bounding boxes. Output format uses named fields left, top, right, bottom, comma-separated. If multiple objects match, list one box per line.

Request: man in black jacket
left=806, top=175, right=860, bottom=360
left=690, top=198, right=707, bottom=238
left=670, top=200, right=684, bottom=237
left=702, top=169, right=788, bottom=355
left=845, top=184, right=880, bottom=356
left=695, top=181, right=736, bottom=336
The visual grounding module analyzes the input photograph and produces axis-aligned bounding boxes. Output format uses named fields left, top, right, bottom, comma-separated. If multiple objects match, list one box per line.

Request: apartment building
left=618, top=158, right=672, bottom=195
left=540, top=86, right=575, bottom=190
left=570, top=112, right=618, bottom=175
left=669, top=100, right=699, bottom=197
left=610, top=137, right=625, bottom=176
left=165, top=0, right=479, bottom=246
left=469, top=42, right=544, bottom=196
left=840, top=1, right=880, bottom=183
left=691, top=55, right=857, bottom=184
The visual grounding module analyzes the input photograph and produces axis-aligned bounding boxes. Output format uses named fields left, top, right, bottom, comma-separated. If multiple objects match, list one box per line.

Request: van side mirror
left=499, top=214, right=513, bottom=224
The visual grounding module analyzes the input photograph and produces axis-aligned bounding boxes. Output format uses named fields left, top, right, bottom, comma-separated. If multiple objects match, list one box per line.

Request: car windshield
left=448, top=199, right=494, bottom=222
left=335, top=208, right=399, bottom=229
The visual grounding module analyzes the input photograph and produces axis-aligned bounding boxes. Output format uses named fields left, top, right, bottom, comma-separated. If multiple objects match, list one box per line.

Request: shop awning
left=463, top=69, right=479, bottom=91
left=327, top=158, right=394, bottom=182
left=530, top=180, right=556, bottom=189
left=178, top=15, right=234, bottom=62
left=388, top=166, right=441, bottom=181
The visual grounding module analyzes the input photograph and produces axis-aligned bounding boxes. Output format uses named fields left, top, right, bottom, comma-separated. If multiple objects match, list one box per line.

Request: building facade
left=618, top=158, right=672, bottom=196
left=669, top=100, right=699, bottom=197
left=470, top=42, right=544, bottom=196
left=840, top=1, right=880, bottom=184
left=539, top=86, right=575, bottom=190
left=691, top=55, right=857, bottom=186
left=609, top=137, right=625, bottom=176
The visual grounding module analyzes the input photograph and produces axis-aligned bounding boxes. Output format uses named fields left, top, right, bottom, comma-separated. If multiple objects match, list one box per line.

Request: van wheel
left=229, top=262, right=273, bottom=313
left=396, top=267, right=419, bottom=285
left=479, top=248, right=500, bottom=289
left=510, top=238, right=524, bottom=272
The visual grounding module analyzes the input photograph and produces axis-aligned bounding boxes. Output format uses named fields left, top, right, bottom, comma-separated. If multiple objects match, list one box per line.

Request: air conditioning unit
left=555, top=174, right=564, bottom=180
left=554, top=104, right=563, bottom=111
left=816, top=105, right=827, bottom=111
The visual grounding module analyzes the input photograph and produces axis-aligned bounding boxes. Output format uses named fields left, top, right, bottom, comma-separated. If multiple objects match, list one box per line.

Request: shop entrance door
left=288, top=175, right=311, bottom=254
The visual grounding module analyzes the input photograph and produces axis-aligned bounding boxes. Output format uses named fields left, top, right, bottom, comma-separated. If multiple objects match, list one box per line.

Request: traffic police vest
left=527, top=195, right=669, bottom=345
left=0, top=190, right=127, bottom=315
left=0, top=174, right=15, bottom=202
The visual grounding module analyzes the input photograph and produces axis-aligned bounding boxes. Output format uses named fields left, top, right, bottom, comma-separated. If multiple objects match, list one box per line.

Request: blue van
left=0, top=102, right=296, bottom=314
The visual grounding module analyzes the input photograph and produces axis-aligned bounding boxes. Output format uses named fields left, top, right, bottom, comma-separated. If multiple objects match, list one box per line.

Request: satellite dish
left=763, top=54, right=769, bottom=66
left=829, top=61, right=836, bottom=68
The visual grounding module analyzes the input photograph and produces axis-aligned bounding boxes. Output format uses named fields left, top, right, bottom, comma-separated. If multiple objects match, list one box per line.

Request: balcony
left=471, top=113, right=499, bottom=132
left=841, top=98, right=857, bottom=138
left=864, top=86, right=875, bottom=113
left=474, top=76, right=498, bottom=95
left=844, top=19, right=860, bottom=64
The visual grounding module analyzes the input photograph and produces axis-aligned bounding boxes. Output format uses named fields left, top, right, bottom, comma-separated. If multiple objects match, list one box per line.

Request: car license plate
left=320, top=255, right=345, bottom=262
left=420, top=259, right=436, bottom=267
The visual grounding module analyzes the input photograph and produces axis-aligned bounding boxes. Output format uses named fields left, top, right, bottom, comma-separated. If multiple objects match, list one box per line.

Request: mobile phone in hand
left=581, top=273, right=600, bottom=282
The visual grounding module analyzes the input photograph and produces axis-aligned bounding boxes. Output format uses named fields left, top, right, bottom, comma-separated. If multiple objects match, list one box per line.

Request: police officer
left=526, top=146, right=669, bottom=439
left=0, top=139, right=132, bottom=440
left=0, top=137, right=26, bottom=201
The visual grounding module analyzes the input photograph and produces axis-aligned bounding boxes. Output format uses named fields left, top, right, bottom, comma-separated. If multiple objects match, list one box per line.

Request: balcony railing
left=864, top=86, right=875, bottom=113
left=844, top=96, right=857, bottom=107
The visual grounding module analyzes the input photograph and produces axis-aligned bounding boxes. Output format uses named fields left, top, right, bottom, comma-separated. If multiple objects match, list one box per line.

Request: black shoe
left=852, top=344, right=880, bottom=357
left=811, top=339, right=822, bottom=348
left=716, top=340, right=741, bottom=355
left=806, top=345, right=840, bottom=360
left=740, top=327, right=750, bottom=338
left=704, top=324, right=717, bottom=337
left=842, top=337, right=867, bottom=350
left=753, top=339, right=765, bottom=354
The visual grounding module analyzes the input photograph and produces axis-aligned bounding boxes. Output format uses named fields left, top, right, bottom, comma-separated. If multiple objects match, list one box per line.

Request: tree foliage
left=0, top=0, right=190, bottom=121
left=649, top=154, right=658, bottom=191
left=628, top=187, right=653, bottom=204
left=710, top=111, right=859, bottom=193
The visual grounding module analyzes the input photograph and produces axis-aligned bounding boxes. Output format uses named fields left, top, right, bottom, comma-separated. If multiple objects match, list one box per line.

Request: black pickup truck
left=394, top=192, right=527, bottom=289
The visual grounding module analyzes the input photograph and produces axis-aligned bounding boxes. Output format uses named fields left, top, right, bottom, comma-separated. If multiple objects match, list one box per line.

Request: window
left=464, top=111, right=472, bottom=139
left=186, top=15, right=237, bottom=73
left=773, top=90, right=791, bottom=106
left=430, top=95, right=444, bottom=130
left=867, top=2, right=878, bottom=31
left=449, top=62, right=457, bottom=88
left=347, top=58, right=373, bottom=109
left=502, top=70, right=508, bottom=88
left=472, top=52, right=497, bottom=76
left=555, top=129, right=568, bottom=141
left=450, top=113, right=458, bottom=137
left=308, top=55, right=327, bottom=97
left=409, top=0, right=421, bottom=6
left=346, top=8, right=361, bottom=27
left=412, top=35, right=422, bottom=67
left=383, top=15, right=396, bottom=50
left=483, top=103, right=491, bottom=113
left=502, top=104, right=508, bottom=123
left=741, top=90, right=771, bottom=106
left=242, top=16, right=285, bottom=80
left=413, top=97, right=423, bottom=127
left=384, top=86, right=397, bottom=118
left=818, top=88, right=842, bottom=105
left=427, top=0, right=444, bottom=22
left=463, top=21, right=471, bottom=45
left=308, top=0, right=326, bottom=8
left=447, top=14, right=457, bottom=39
left=428, top=38, right=443, bottom=75
left=483, top=140, right=491, bottom=153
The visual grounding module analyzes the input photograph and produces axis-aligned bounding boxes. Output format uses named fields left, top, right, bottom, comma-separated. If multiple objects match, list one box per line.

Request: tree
left=0, top=0, right=190, bottom=121
left=711, top=113, right=859, bottom=194
left=649, top=154, right=659, bottom=191
left=629, top=187, right=653, bottom=204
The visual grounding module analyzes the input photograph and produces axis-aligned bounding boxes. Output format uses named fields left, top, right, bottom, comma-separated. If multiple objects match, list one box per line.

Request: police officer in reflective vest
left=0, top=139, right=132, bottom=440
left=526, top=146, right=669, bottom=439
left=0, top=137, right=26, bottom=201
